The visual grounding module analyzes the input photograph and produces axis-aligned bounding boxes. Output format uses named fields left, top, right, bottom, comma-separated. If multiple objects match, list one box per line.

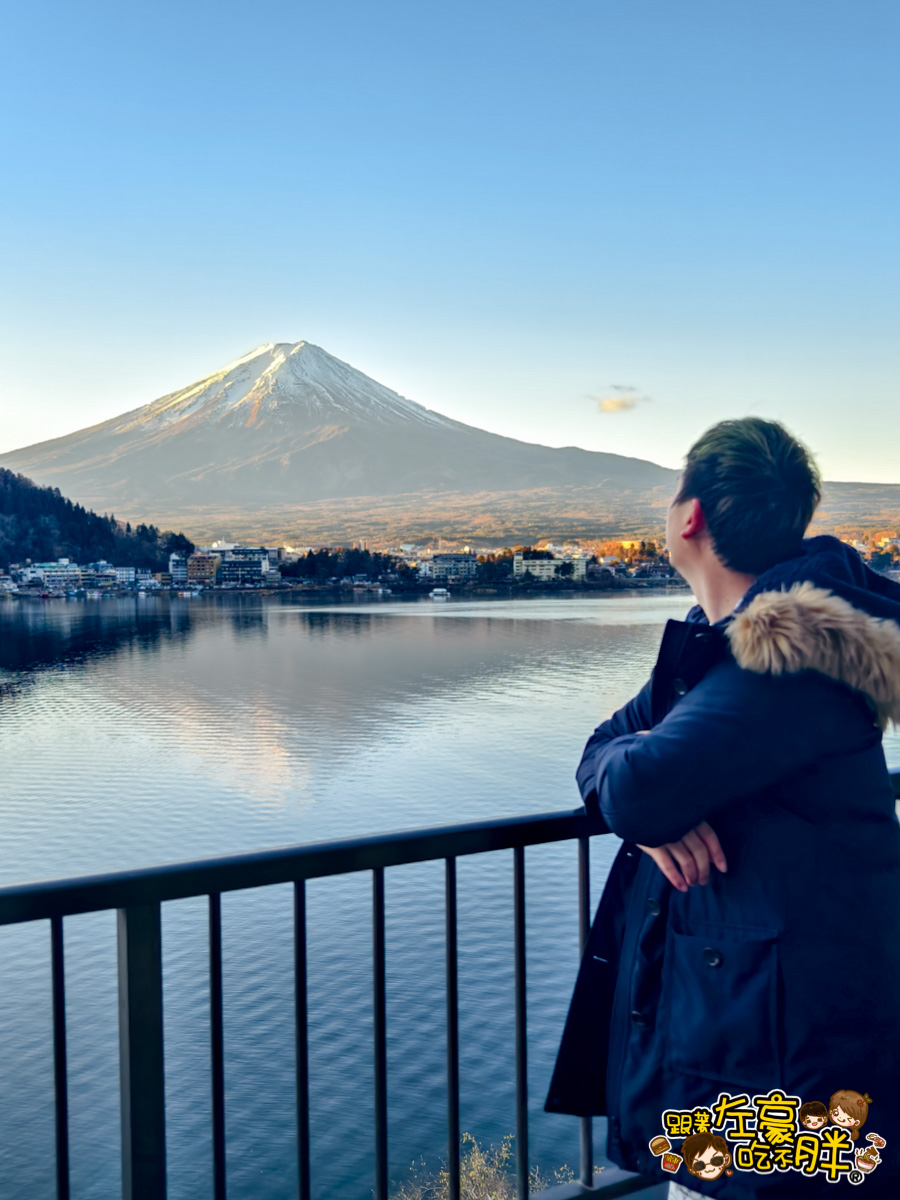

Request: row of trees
left=280, top=546, right=417, bottom=583
left=279, top=546, right=615, bottom=587
left=0, top=469, right=194, bottom=571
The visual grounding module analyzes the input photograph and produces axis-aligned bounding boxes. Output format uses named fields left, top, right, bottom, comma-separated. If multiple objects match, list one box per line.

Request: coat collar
left=681, top=537, right=900, bottom=729
left=727, top=581, right=900, bottom=729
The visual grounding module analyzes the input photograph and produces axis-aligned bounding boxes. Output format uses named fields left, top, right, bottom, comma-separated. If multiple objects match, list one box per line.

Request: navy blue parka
left=545, top=539, right=900, bottom=1197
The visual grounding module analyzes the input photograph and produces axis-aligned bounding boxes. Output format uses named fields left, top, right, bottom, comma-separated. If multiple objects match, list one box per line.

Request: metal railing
left=2, top=769, right=898, bottom=1200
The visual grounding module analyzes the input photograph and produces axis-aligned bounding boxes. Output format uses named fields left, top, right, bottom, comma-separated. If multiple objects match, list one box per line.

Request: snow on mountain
left=116, top=342, right=456, bottom=433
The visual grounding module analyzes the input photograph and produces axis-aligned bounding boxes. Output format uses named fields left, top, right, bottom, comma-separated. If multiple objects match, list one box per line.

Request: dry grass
left=391, top=1132, right=577, bottom=1199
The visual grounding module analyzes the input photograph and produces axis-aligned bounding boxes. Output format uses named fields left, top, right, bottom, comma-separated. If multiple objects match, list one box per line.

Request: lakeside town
left=2, top=533, right=899, bottom=600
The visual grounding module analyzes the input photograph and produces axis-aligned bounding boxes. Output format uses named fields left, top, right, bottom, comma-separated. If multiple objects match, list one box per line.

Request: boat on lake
left=430, top=587, right=450, bottom=601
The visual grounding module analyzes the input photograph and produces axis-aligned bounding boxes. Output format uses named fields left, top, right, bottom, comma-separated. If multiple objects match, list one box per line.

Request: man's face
left=803, top=1114, right=827, bottom=1130
left=690, top=1145, right=730, bottom=1180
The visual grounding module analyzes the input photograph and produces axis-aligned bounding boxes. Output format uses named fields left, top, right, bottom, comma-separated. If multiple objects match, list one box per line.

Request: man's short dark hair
left=676, top=417, right=821, bottom=575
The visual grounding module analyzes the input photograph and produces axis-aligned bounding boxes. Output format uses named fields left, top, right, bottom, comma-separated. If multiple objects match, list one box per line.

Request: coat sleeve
left=589, top=663, right=850, bottom=847
left=576, top=677, right=653, bottom=832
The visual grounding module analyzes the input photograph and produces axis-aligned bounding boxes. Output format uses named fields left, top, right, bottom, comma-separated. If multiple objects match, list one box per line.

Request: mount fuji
left=3, top=341, right=893, bottom=542
left=0, top=342, right=678, bottom=541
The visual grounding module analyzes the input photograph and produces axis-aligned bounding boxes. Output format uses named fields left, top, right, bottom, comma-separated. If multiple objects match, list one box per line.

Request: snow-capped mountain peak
left=116, top=341, right=454, bottom=434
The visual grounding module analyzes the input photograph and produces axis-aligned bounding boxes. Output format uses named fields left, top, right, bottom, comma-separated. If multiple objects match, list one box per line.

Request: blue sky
left=1, top=0, right=898, bottom=481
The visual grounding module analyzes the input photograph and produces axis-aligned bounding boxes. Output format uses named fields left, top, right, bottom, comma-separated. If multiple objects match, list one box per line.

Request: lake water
left=1, top=592, right=897, bottom=1199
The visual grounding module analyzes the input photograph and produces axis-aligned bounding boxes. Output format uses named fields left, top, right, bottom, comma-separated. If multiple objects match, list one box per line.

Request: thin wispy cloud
left=589, top=384, right=652, bottom=414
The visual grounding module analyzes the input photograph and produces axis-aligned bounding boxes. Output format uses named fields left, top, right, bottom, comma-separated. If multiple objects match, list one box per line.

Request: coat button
left=647, top=897, right=661, bottom=916
left=673, top=678, right=688, bottom=696
left=631, top=1010, right=649, bottom=1028
left=703, top=947, right=723, bottom=967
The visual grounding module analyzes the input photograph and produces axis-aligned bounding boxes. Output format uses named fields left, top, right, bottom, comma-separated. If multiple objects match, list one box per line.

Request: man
left=545, top=418, right=900, bottom=1198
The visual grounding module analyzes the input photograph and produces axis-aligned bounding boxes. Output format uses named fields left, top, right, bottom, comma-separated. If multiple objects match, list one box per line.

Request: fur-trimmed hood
left=727, top=580, right=900, bottom=728
left=712, top=536, right=900, bottom=729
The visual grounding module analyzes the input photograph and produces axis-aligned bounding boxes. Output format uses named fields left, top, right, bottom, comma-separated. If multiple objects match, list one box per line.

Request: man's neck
left=686, top=565, right=758, bottom=625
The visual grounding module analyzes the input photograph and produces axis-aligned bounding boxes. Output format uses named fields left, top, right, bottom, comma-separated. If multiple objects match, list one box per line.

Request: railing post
left=50, top=915, right=70, bottom=1200
left=445, top=858, right=460, bottom=1200
left=117, top=903, right=167, bottom=1200
left=577, top=836, right=593, bottom=1188
left=373, top=868, right=388, bottom=1200
left=209, top=894, right=226, bottom=1200
left=513, top=846, right=528, bottom=1200
left=294, top=880, right=311, bottom=1200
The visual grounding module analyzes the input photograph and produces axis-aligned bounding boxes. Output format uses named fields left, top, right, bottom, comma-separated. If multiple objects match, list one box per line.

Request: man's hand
left=637, top=821, right=728, bottom=893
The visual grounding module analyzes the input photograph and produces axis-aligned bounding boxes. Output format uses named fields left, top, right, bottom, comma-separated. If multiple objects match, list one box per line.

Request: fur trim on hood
left=726, top=581, right=900, bottom=730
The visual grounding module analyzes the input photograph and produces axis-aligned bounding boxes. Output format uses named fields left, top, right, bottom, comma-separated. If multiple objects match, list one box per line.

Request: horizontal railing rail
left=2, top=768, right=898, bottom=1200
left=0, top=808, right=585, bottom=925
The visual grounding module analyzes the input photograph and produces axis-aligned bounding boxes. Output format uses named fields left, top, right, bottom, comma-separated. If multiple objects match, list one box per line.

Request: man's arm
left=588, top=663, right=845, bottom=847
left=576, top=678, right=653, bottom=831
left=576, top=673, right=730, bottom=886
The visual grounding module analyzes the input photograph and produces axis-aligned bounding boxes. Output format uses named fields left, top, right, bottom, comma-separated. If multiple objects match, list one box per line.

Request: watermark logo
left=647, top=1089, right=884, bottom=1186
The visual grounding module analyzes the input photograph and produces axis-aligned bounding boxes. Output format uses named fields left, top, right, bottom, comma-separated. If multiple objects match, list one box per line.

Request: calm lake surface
left=1, top=592, right=897, bottom=1199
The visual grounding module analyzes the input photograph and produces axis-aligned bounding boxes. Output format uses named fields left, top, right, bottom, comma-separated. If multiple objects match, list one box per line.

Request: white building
left=116, top=567, right=136, bottom=585
left=432, top=553, right=478, bottom=580
left=169, top=553, right=188, bottom=584
left=18, top=559, right=84, bottom=590
left=514, top=554, right=558, bottom=580
left=513, top=552, right=587, bottom=580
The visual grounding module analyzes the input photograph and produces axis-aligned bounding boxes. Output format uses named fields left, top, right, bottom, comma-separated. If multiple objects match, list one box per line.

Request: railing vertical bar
left=513, top=845, right=528, bottom=1200
left=209, top=894, right=226, bottom=1200
left=577, top=836, right=593, bottom=1188
left=117, top=902, right=167, bottom=1200
left=445, top=858, right=460, bottom=1200
left=50, top=915, right=70, bottom=1200
left=294, top=881, right=311, bottom=1200
left=373, top=867, right=388, bottom=1200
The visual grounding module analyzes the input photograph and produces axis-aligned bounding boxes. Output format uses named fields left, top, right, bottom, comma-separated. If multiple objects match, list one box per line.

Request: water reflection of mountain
left=0, top=596, right=687, bottom=827
left=0, top=594, right=675, bottom=716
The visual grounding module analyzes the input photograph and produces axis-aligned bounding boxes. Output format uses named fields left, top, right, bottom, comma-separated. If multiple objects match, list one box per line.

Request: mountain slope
left=3, top=341, right=897, bottom=543
left=0, top=341, right=676, bottom=520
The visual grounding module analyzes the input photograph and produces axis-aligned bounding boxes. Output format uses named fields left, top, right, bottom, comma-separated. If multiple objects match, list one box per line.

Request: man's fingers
left=637, top=844, right=688, bottom=892
left=638, top=824, right=728, bottom=894
left=694, top=821, right=728, bottom=873
left=680, top=828, right=711, bottom=885
left=666, top=840, right=699, bottom=886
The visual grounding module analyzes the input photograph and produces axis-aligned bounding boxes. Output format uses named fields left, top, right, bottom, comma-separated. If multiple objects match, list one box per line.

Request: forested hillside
left=0, top=469, right=193, bottom=570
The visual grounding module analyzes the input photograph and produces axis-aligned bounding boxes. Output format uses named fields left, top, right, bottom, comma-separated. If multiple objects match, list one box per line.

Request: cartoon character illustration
left=799, top=1100, right=829, bottom=1130
left=648, top=1135, right=671, bottom=1156
left=829, top=1090, right=872, bottom=1141
left=681, top=1132, right=732, bottom=1181
left=856, top=1146, right=881, bottom=1174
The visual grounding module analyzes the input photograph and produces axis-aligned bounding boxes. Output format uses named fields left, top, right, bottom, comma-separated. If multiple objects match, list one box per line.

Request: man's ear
left=681, top=497, right=706, bottom=540
left=724, top=1152, right=732, bottom=1167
